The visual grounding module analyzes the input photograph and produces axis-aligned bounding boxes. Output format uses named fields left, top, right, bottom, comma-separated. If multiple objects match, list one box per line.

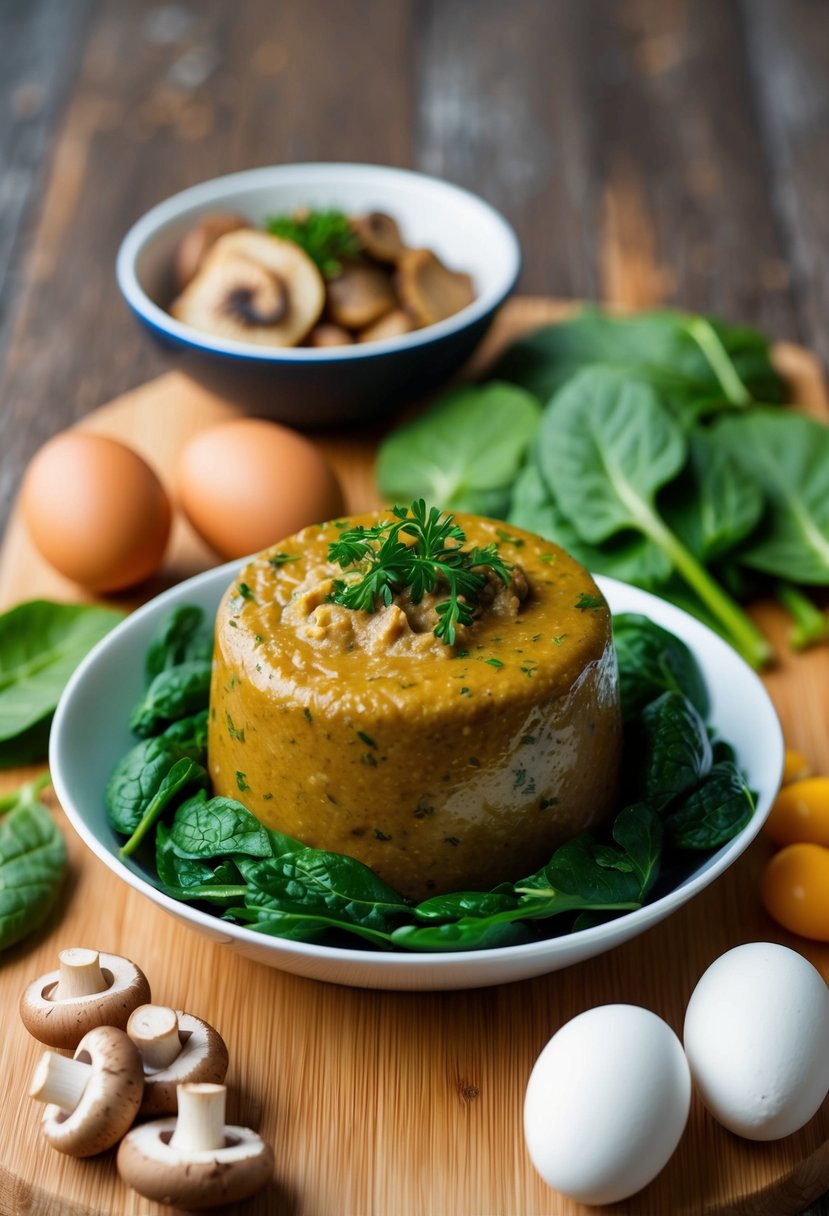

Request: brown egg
left=21, top=431, right=172, bottom=592
left=176, top=418, right=345, bottom=559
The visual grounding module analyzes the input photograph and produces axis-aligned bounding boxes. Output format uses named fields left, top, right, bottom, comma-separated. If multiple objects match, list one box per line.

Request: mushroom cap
left=174, top=212, right=251, bottom=291
left=396, top=247, right=475, bottom=327
left=40, top=1026, right=144, bottom=1157
left=117, top=1119, right=274, bottom=1209
left=325, top=262, right=397, bottom=330
left=351, top=211, right=406, bottom=263
left=20, top=952, right=152, bottom=1049
left=137, top=1010, right=230, bottom=1117
left=171, top=229, right=325, bottom=348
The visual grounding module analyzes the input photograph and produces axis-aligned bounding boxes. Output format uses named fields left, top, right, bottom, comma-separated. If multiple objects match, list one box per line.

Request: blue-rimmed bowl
left=116, top=163, right=521, bottom=427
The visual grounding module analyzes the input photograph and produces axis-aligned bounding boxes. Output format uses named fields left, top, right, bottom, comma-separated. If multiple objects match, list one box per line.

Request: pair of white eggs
left=524, top=942, right=829, bottom=1207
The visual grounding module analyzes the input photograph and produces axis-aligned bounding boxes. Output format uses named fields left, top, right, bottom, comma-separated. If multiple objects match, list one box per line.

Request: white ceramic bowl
left=50, top=569, right=783, bottom=991
left=116, top=163, right=521, bottom=426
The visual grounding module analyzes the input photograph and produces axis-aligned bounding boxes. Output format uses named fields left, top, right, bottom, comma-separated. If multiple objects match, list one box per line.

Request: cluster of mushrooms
left=170, top=209, right=475, bottom=348
left=20, top=947, right=273, bottom=1210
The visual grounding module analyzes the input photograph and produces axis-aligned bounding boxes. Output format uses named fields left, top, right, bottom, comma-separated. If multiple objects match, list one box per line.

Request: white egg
left=524, top=1004, right=691, bottom=1205
left=684, top=941, right=829, bottom=1141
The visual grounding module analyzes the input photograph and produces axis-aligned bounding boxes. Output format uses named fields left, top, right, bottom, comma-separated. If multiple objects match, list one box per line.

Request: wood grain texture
left=1, top=300, right=829, bottom=1216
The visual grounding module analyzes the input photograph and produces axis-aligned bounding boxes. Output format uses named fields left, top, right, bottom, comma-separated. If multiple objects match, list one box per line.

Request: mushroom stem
left=128, top=1005, right=182, bottom=1071
left=170, top=1083, right=227, bottom=1153
left=55, top=948, right=108, bottom=1000
left=29, top=1051, right=91, bottom=1112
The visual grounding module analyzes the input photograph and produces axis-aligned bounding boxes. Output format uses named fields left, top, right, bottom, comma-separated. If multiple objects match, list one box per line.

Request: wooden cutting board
left=2, top=298, right=829, bottom=1216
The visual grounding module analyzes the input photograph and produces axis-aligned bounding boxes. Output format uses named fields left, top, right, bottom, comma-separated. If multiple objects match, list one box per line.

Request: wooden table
left=2, top=4, right=828, bottom=1213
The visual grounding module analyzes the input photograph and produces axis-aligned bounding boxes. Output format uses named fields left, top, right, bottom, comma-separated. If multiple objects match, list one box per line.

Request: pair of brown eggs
left=20, top=418, right=344, bottom=592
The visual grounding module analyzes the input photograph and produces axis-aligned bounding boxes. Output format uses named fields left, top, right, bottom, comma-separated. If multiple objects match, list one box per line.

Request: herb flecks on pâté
left=326, top=501, right=512, bottom=647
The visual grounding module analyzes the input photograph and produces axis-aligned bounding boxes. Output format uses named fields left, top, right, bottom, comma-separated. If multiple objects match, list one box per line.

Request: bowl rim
left=115, top=161, right=522, bottom=362
left=50, top=563, right=784, bottom=979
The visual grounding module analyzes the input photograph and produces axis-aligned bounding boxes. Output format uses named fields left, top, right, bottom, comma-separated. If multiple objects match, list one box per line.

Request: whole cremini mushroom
left=20, top=947, right=151, bottom=1049
left=171, top=229, right=325, bottom=347
left=174, top=212, right=250, bottom=291
left=117, top=1082, right=274, bottom=1209
left=29, top=1025, right=144, bottom=1156
left=127, top=1004, right=229, bottom=1116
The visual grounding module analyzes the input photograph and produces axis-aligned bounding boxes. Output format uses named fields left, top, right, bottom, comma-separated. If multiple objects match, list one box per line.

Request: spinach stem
left=775, top=582, right=829, bottom=650
left=0, top=770, right=51, bottom=813
left=645, top=514, right=772, bottom=669
left=684, top=316, right=751, bottom=407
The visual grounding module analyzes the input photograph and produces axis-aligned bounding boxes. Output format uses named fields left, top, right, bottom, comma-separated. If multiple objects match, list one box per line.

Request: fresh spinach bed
left=105, top=605, right=755, bottom=954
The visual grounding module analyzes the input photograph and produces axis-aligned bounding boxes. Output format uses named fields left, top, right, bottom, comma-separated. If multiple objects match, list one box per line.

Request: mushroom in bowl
left=116, top=163, right=520, bottom=426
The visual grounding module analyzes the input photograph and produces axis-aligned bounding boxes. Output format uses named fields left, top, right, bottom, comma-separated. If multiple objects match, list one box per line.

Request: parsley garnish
left=268, top=552, right=300, bottom=568
left=576, top=593, right=604, bottom=612
left=265, top=209, right=360, bottom=278
left=327, top=500, right=512, bottom=647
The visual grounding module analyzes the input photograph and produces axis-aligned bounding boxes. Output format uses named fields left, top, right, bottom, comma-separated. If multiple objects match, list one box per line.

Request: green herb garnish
left=327, top=500, right=512, bottom=647
left=265, top=209, right=360, bottom=278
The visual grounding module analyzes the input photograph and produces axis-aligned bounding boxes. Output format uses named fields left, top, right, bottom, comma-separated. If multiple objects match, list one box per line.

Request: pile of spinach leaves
left=377, top=308, right=829, bottom=666
left=105, top=605, right=754, bottom=953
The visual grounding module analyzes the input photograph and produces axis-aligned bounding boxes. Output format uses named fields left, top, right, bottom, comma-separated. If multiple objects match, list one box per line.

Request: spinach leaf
left=493, top=309, right=783, bottom=423
left=119, top=758, right=207, bottom=857
left=662, top=431, right=765, bottom=562
left=156, top=823, right=247, bottom=905
left=390, top=918, right=535, bottom=952
left=169, top=791, right=272, bottom=859
left=0, top=717, right=52, bottom=770
left=406, top=888, right=519, bottom=923
left=0, top=601, right=124, bottom=751
left=714, top=410, right=829, bottom=584
left=0, top=773, right=67, bottom=950
left=243, top=848, right=410, bottom=932
left=520, top=834, right=643, bottom=908
left=375, top=381, right=540, bottom=513
left=161, top=709, right=209, bottom=757
left=610, top=802, right=662, bottom=898
left=508, top=463, right=672, bottom=589
left=613, top=613, right=709, bottom=721
left=639, top=692, right=713, bottom=808
left=145, top=605, right=213, bottom=682
left=537, top=368, right=770, bottom=668
left=106, top=735, right=196, bottom=835
left=230, top=903, right=395, bottom=948
left=130, top=660, right=212, bottom=737
left=663, top=761, right=755, bottom=850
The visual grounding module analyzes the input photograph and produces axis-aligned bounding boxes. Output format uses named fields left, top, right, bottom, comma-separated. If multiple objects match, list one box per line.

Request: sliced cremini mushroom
left=127, top=1004, right=229, bottom=1116
left=171, top=229, right=325, bottom=348
left=351, top=211, right=406, bottom=263
left=29, top=1025, right=144, bottom=1157
left=305, top=321, right=355, bottom=348
left=396, top=248, right=475, bottom=327
left=325, top=262, right=397, bottom=330
left=117, top=1082, right=274, bottom=1209
left=358, top=308, right=417, bottom=344
left=20, top=947, right=152, bottom=1049
left=174, top=212, right=250, bottom=291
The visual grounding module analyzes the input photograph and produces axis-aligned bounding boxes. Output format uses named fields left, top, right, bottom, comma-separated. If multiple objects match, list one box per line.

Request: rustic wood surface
left=1, top=2, right=828, bottom=1213
left=0, top=299, right=829, bottom=1216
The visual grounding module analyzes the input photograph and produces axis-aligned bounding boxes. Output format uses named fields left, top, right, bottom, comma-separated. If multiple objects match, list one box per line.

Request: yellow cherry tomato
left=782, top=748, right=812, bottom=785
left=761, top=843, right=829, bottom=941
left=765, top=777, right=829, bottom=847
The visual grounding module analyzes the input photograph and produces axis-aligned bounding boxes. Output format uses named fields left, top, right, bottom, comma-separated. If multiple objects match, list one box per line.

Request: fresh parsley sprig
left=265, top=209, right=360, bottom=278
left=327, top=500, right=512, bottom=645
